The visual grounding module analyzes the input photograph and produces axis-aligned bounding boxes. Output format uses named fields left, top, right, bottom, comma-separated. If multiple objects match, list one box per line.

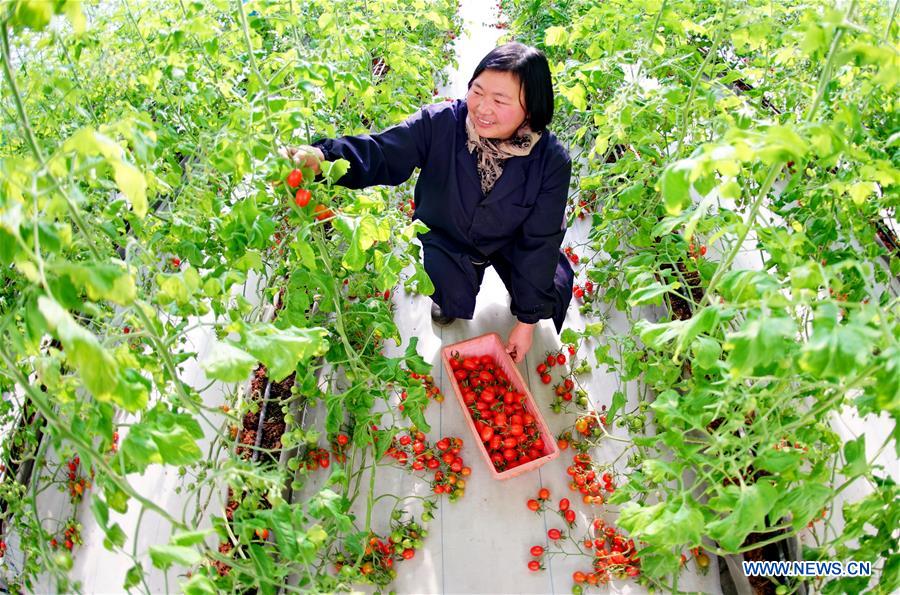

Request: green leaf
left=755, top=447, right=803, bottom=475
left=123, top=564, right=143, bottom=590
left=660, top=160, right=695, bottom=216
left=249, top=543, right=277, bottom=595
left=771, top=483, right=832, bottom=531
left=799, top=311, right=876, bottom=379
left=325, top=393, right=344, bottom=435
left=308, top=489, right=352, bottom=533
left=321, top=159, right=350, bottom=185
left=103, top=523, right=126, bottom=550
left=607, top=390, right=626, bottom=423
left=761, top=125, right=810, bottom=163
left=182, top=574, right=217, bottom=595
left=706, top=482, right=777, bottom=551
left=403, top=337, right=431, bottom=375
left=149, top=415, right=203, bottom=465
left=560, top=329, right=580, bottom=345
left=724, top=315, right=796, bottom=376
left=545, top=26, right=569, bottom=46
left=61, top=0, right=86, bottom=33
left=91, top=494, right=109, bottom=528
left=373, top=428, right=395, bottom=460
left=171, top=530, right=211, bottom=547
left=401, top=384, right=431, bottom=433
left=53, top=262, right=137, bottom=305
left=628, top=281, right=678, bottom=307
left=200, top=342, right=257, bottom=383
left=842, top=435, right=867, bottom=477
left=847, top=181, right=875, bottom=206
left=559, top=83, right=587, bottom=111
left=149, top=545, right=201, bottom=570
left=407, top=263, right=435, bottom=295
left=38, top=296, right=121, bottom=404
left=692, top=336, right=722, bottom=369
left=11, top=0, right=54, bottom=30
left=112, top=160, right=148, bottom=218
left=63, top=129, right=148, bottom=217
left=122, top=407, right=203, bottom=470
left=241, top=324, right=329, bottom=381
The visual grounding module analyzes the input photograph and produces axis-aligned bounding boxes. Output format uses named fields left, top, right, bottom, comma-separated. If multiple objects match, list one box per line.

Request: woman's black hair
left=467, top=42, right=554, bottom=132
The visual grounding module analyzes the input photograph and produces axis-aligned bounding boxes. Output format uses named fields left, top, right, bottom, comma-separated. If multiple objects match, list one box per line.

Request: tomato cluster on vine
left=564, top=245, right=583, bottom=265
left=383, top=430, right=470, bottom=500
left=567, top=453, right=617, bottom=504
left=448, top=353, right=550, bottom=472
left=64, top=456, right=91, bottom=504
left=333, top=511, right=430, bottom=587
left=49, top=519, right=82, bottom=552
left=583, top=518, right=641, bottom=583
left=573, top=280, right=594, bottom=301
left=301, top=447, right=331, bottom=471
left=400, top=369, right=444, bottom=408
left=536, top=350, right=569, bottom=384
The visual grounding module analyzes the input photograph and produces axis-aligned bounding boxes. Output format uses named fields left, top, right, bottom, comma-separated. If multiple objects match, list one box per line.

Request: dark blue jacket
left=313, top=99, right=572, bottom=326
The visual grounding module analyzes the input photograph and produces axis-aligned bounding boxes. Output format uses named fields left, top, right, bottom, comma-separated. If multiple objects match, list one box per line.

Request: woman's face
left=466, top=69, right=528, bottom=139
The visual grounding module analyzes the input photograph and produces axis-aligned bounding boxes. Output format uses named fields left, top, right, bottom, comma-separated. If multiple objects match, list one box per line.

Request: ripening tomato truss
left=0, top=0, right=897, bottom=594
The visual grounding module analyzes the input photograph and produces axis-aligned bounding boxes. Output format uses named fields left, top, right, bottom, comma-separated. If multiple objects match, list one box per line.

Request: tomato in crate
left=441, top=333, right=559, bottom=479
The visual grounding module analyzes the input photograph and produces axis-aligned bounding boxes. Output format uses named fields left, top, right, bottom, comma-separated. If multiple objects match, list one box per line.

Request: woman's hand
left=278, top=145, right=325, bottom=175
left=505, top=321, right=535, bottom=363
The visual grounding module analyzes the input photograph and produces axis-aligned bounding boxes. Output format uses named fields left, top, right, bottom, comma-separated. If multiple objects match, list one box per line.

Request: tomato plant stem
left=674, top=3, right=726, bottom=160
left=647, top=0, right=669, bottom=47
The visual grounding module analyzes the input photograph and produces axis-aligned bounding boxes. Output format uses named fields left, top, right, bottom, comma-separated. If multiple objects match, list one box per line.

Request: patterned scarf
left=465, top=114, right=541, bottom=195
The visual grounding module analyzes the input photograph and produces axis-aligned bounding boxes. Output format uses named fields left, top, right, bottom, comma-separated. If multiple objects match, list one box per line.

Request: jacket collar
left=455, top=101, right=537, bottom=204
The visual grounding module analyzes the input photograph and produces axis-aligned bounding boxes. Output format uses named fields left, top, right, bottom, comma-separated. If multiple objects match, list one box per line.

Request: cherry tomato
left=295, top=188, right=311, bottom=207
left=530, top=545, right=544, bottom=557
left=527, top=499, right=540, bottom=511
left=548, top=528, right=562, bottom=540
left=538, top=488, right=550, bottom=500
left=528, top=560, right=541, bottom=571
left=559, top=498, right=570, bottom=511
left=313, top=203, right=333, bottom=220
left=557, top=353, right=566, bottom=365
left=286, top=169, right=303, bottom=188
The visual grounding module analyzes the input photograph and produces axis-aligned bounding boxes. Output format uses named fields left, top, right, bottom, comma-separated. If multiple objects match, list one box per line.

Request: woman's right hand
left=278, top=145, right=325, bottom=175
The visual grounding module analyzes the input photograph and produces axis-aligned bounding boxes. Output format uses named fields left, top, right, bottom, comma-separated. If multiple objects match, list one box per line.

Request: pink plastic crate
left=441, top=332, right=559, bottom=480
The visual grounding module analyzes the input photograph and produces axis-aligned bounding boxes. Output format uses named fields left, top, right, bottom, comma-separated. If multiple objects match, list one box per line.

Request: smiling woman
left=283, top=42, right=573, bottom=363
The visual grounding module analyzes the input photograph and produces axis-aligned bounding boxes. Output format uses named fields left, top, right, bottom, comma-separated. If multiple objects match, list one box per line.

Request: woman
left=282, top=42, right=573, bottom=363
